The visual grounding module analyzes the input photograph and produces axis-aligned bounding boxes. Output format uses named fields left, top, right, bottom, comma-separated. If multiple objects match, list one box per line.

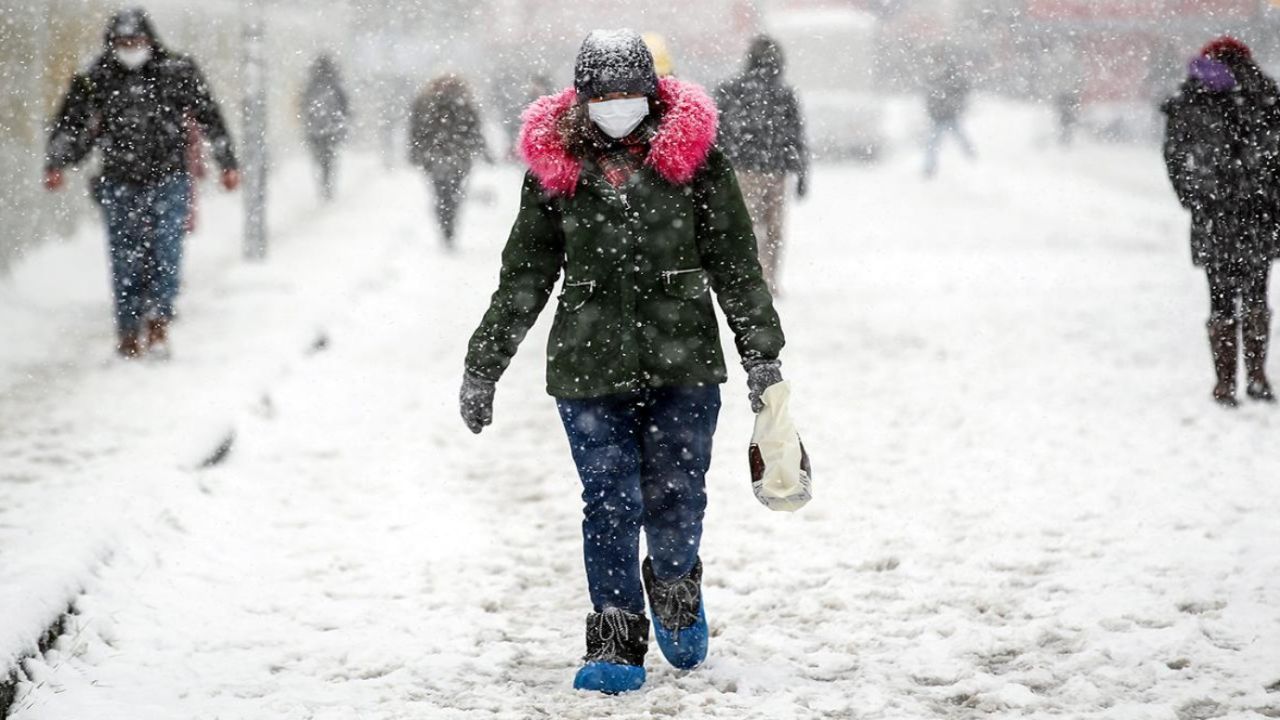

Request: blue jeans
left=924, top=117, right=975, bottom=177
left=556, top=385, right=721, bottom=613
left=99, top=175, right=191, bottom=336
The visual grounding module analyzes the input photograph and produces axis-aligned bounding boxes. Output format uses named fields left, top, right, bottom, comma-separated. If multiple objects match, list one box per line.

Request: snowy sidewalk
left=0, top=155, right=451, bottom=704
left=9, top=102, right=1280, bottom=719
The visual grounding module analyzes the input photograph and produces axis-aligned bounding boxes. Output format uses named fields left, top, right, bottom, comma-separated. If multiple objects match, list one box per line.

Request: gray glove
left=459, top=371, right=496, bottom=434
left=746, top=359, right=783, bottom=413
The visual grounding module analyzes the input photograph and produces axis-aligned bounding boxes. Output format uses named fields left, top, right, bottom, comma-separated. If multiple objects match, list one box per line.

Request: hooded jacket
left=925, top=61, right=972, bottom=122
left=45, top=9, right=237, bottom=184
left=1162, top=56, right=1280, bottom=266
left=714, top=39, right=808, bottom=175
left=465, top=77, right=784, bottom=398
left=301, top=56, right=350, bottom=146
left=408, top=77, right=487, bottom=173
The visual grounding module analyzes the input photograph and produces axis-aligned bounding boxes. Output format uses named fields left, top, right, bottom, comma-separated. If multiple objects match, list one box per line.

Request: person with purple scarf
left=1162, top=37, right=1280, bottom=406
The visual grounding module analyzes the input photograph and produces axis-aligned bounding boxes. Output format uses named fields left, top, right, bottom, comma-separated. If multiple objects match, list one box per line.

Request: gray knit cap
left=574, top=29, right=658, bottom=102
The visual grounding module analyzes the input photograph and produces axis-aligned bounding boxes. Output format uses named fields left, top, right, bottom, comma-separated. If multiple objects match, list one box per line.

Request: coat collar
left=517, top=76, right=719, bottom=197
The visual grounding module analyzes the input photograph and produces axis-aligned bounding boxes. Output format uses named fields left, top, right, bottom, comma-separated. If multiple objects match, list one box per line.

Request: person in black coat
left=1162, top=36, right=1280, bottom=405
left=923, top=45, right=975, bottom=178
left=44, top=7, right=239, bottom=358
left=408, top=75, right=489, bottom=249
left=301, top=55, right=350, bottom=202
left=715, top=35, right=808, bottom=296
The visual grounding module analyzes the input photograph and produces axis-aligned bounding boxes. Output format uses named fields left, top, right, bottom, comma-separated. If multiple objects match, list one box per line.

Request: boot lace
left=650, top=576, right=700, bottom=631
left=587, top=608, right=633, bottom=663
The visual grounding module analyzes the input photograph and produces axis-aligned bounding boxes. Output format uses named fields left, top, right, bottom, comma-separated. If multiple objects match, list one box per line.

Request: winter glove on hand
left=459, top=371, right=496, bottom=434
left=796, top=172, right=809, bottom=200
left=746, top=360, right=783, bottom=413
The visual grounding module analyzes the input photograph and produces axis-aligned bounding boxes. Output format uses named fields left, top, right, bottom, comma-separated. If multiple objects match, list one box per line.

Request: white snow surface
left=6, top=99, right=1280, bottom=719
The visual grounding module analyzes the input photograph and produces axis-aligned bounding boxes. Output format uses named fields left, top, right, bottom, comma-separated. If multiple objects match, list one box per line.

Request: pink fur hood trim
left=517, top=76, right=719, bottom=197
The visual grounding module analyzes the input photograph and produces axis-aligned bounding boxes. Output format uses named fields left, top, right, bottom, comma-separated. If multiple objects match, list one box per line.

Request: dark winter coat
left=45, top=13, right=236, bottom=184
left=714, top=41, right=808, bottom=176
left=1162, top=63, right=1280, bottom=267
left=301, top=57, right=350, bottom=148
left=409, top=77, right=487, bottom=176
left=465, top=78, right=784, bottom=399
left=925, top=63, right=972, bottom=122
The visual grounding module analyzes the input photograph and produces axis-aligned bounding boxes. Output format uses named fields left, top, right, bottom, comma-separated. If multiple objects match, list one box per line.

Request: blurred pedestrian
left=642, top=32, right=676, bottom=78
left=300, top=54, right=350, bottom=202
left=503, top=73, right=553, bottom=160
left=923, top=46, right=975, bottom=178
left=459, top=29, right=785, bottom=694
left=715, top=35, right=808, bottom=297
left=1162, top=36, right=1280, bottom=406
left=1047, top=41, right=1085, bottom=147
left=43, top=7, right=239, bottom=359
left=408, top=75, right=488, bottom=249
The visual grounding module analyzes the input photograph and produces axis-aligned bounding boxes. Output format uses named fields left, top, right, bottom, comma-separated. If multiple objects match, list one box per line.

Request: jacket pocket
left=557, top=279, right=596, bottom=312
left=662, top=268, right=710, bottom=300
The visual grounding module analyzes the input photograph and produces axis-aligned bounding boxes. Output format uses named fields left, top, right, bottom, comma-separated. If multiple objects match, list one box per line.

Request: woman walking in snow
left=458, top=30, right=786, bottom=693
left=1162, top=37, right=1279, bottom=406
left=408, top=75, right=488, bottom=249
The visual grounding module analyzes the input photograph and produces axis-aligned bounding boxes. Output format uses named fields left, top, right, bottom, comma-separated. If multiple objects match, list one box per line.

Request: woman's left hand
left=746, top=360, right=783, bottom=413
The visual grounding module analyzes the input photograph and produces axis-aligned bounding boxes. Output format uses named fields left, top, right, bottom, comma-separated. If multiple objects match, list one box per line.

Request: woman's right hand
left=43, top=169, right=64, bottom=191
left=459, top=371, right=496, bottom=434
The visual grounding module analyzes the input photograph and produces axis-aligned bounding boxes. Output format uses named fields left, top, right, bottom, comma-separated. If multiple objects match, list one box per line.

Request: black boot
left=1208, top=317, right=1239, bottom=407
left=573, top=607, right=648, bottom=694
left=1243, top=309, right=1275, bottom=402
left=643, top=557, right=708, bottom=669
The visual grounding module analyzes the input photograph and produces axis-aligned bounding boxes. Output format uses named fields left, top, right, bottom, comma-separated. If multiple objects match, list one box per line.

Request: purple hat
left=1189, top=56, right=1236, bottom=92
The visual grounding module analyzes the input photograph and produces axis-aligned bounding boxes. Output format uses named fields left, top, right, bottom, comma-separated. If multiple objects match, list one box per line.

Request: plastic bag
left=748, top=381, right=812, bottom=512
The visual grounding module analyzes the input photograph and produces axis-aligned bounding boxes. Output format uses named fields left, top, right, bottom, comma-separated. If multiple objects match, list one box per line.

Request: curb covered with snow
left=0, top=155, right=441, bottom=715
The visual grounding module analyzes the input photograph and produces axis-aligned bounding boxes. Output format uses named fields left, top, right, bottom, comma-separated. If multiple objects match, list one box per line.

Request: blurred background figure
left=643, top=32, right=676, bottom=78
left=408, top=75, right=488, bottom=249
left=715, top=35, right=808, bottom=297
left=300, top=54, right=351, bottom=202
left=502, top=72, right=554, bottom=161
left=43, top=7, right=239, bottom=359
left=1162, top=36, right=1280, bottom=407
left=922, top=44, right=975, bottom=178
left=1047, top=40, right=1086, bottom=147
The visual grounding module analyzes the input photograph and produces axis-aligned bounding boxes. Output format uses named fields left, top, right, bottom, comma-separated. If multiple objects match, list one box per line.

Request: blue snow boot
left=572, top=607, right=649, bottom=694
left=643, top=557, right=708, bottom=670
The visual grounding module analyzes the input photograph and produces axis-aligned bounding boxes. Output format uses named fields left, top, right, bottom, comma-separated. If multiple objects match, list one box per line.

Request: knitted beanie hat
left=574, top=29, right=658, bottom=102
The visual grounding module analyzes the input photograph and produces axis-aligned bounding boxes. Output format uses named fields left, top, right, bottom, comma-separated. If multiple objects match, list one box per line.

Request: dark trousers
left=924, top=117, right=975, bottom=177
left=1207, top=260, right=1271, bottom=320
left=310, top=142, right=337, bottom=201
left=556, top=385, right=721, bottom=613
left=99, top=175, right=191, bottom=337
left=1055, top=94, right=1080, bottom=146
left=429, top=168, right=467, bottom=246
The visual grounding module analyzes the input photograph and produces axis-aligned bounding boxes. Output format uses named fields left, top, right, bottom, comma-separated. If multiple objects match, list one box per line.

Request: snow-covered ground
left=6, top=99, right=1280, bottom=719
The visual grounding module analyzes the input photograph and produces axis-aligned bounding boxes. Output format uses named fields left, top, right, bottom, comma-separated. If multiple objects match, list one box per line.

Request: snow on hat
left=746, top=35, right=785, bottom=77
left=574, top=29, right=658, bottom=102
left=105, top=7, right=158, bottom=44
left=1200, top=36, right=1251, bottom=62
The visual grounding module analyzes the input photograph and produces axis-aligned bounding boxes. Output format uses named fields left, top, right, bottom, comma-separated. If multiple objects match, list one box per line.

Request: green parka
left=465, top=78, right=783, bottom=399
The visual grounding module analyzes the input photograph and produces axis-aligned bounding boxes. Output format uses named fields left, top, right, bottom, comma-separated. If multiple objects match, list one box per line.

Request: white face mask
left=115, top=46, right=152, bottom=70
left=588, top=97, right=650, bottom=140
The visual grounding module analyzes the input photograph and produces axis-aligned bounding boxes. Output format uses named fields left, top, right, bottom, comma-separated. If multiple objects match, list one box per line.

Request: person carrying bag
left=458, top=29, right=793, bottom=695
